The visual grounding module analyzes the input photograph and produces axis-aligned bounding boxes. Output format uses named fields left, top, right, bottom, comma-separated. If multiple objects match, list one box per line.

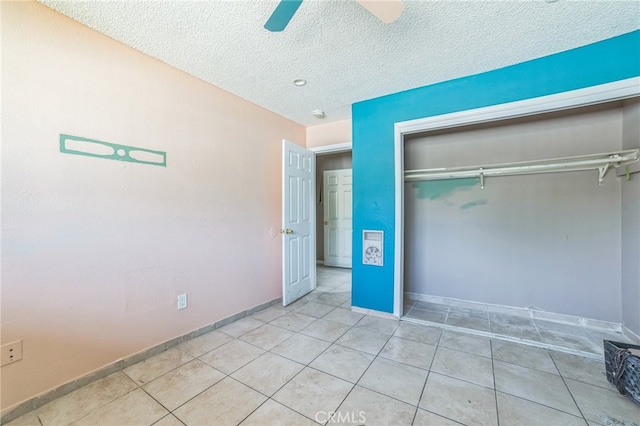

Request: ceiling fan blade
left=355, top=0, right=405, bottom=24
left=264, top=0, right=304, bottom=32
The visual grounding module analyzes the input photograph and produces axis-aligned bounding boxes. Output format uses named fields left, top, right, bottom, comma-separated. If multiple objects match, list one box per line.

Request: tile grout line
left=232, top=294, right=363, bottom=426
left=160, top=367, right=228, bottom=421
left=493, top=389, right=591, bottom=423
left=163, top=332, right=273, bottom=421
left=548, top=353, right=590, bottom=424
left=262, top=306, right=364, bottom=425
left=492, top=350, right=596, bottom=422
left=274, top=308, right=404, bottom=418
left=289, top=269, right=355, bottom=424
left=490, top=339, right=500, bottom=426
left=494, top=340, right=604, bottom=420
left=139, top=385, right=177, bottom=423
left=225, top=376, right=287, bottom=426
left=444, top=306, right=451, bottom=324
left=410, top=326, right=443, bottom=425
left=166, top=312, right=338, bottom=424
left=43, top=372, right=145, bottom=426
left=149, top=413, right=182, bottom=426
left=226, top=346, right=326, bottom=424
left=336, top=326, right=397, bottom=423
left=530, top=318, right=545, bottom=343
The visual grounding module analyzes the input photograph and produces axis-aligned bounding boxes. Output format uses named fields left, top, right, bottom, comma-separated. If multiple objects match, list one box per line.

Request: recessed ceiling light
left=312, top=110, right=325, bottom=118
left=293, top=79, right=307, bottom=86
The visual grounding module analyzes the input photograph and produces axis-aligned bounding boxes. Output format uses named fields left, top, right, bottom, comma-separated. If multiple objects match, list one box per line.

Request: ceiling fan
left=265, top=0, right=405, bottom=32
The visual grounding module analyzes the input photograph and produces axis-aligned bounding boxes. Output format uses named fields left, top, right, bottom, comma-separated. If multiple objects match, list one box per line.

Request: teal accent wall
left=351, top=30, right=640, bottom=313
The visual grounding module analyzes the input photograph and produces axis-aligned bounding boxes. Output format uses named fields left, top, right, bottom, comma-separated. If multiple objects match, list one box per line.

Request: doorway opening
left=393, top=78, right=640, bottom=318
left=315, top=150, right=353, bottom=269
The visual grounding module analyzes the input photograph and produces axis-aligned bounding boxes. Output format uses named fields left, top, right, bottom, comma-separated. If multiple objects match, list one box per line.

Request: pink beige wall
left=306, top=119, right=352, bottom=149
left=0, top=1, right=305, bottom=412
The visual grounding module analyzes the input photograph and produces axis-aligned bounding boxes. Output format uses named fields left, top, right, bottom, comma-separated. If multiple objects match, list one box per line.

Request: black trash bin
left=604, top=339, right=640, bottom=406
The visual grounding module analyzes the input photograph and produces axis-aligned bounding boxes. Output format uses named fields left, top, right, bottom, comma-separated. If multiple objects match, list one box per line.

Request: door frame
left=311, top=142, right=352, bottom=155
left=393, top=77, right=640, bottom=317
left=310, top=142, right=353, bottom=267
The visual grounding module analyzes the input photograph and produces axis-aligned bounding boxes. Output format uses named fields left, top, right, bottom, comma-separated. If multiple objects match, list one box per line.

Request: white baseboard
left=622, top=325, right=640, bottom=344
left=351, top=306, right=399, bottom=320
left=401, top=316, right=604, bottom=360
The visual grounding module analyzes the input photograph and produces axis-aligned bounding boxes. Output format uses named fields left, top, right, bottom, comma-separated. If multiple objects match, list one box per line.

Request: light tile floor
left=6, top=266, right=640, bottom=426
left=404, top=296, right=639, bottom=357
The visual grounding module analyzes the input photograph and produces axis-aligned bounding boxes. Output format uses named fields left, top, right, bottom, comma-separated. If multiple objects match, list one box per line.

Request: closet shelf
left=404, top=149, right=639, bottom=188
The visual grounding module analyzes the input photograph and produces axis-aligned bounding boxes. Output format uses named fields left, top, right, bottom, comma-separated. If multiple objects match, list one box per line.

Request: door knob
left=324, top=221, right=328, bottom=225
left=280, top=228, right=294, bottom=234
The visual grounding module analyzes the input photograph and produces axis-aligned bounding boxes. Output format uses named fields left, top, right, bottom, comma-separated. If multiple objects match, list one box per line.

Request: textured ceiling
left=39, top=0, right=639, bottom=127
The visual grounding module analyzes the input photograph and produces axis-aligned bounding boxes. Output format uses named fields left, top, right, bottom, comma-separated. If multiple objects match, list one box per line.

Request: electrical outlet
left=177, top=294, right=187, bottom=310
left=1, top=340, right=23, bottom=367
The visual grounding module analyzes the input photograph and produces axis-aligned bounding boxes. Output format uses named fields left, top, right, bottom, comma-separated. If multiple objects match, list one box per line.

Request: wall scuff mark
left=460, top=200, right=487, bottom=210
left=411, top=178, right=478, bottom=201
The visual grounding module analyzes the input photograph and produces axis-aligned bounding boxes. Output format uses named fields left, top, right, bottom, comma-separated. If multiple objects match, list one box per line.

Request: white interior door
left=323, top=169, right=352, bottom=268
left=282, top=140, right=316, bottom=306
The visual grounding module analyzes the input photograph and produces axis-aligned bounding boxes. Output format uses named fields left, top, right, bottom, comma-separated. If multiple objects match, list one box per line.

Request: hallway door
left=323, top=169, right=352, bottom=268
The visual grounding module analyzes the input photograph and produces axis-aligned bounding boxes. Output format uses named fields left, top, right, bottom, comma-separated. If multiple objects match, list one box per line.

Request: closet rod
left=404, top=149, right=639, bottom=187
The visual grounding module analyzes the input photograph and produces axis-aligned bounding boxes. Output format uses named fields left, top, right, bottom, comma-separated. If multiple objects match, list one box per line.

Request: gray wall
left=316, top=152, right=352, bottom=261
left=621, top=99, right=640, bottom=334
left=404, top=103, right=626, bottom=322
